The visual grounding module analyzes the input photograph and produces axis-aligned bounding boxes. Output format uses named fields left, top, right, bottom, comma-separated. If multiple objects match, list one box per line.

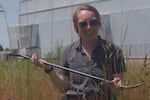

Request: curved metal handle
left=120, top=82, right=144, bottom=89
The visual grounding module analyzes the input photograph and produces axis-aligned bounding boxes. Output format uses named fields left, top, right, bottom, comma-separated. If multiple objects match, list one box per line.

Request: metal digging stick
left=8, top=54, right=144, bottom=89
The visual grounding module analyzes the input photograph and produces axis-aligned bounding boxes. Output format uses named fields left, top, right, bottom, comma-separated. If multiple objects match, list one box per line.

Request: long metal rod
left=8, top=54, right=111, bottom=83
left=8, top=54, right=144, bottom=89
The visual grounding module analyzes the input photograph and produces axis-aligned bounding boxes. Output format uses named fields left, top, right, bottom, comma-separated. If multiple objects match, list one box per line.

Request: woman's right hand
left=31, top=53, right=46, bottom=67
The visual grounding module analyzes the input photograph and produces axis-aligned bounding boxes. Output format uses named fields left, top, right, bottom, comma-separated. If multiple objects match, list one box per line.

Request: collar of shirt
left=75, top=35, right=103, bottom=53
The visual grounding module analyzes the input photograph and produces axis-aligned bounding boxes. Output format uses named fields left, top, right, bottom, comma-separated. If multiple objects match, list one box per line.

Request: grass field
left=0, top=59, right=150, bottom=100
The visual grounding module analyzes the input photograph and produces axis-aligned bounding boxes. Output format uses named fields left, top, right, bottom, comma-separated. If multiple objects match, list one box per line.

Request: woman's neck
left=81, top=37, right=97, bottom=50
left=81, top=37, right=98, bottom=61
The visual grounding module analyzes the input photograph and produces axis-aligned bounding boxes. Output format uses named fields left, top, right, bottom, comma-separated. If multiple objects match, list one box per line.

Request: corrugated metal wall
left=13, top=0, right=150, bottom=58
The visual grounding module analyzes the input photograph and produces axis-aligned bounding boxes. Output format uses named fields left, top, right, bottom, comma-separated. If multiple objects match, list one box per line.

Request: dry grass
left=118, top=59, right=150, bottom=100
left=0, top=59, right=150, bottom=100
left=0, top=60, right=62, bottom=100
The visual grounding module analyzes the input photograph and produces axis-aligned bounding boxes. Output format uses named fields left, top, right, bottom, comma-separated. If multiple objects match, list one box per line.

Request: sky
left=0, top=0, right=19, bottom=49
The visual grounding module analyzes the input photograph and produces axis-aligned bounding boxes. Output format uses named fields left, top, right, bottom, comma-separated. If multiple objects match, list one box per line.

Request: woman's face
left=77, top=10, right=100, bottom=40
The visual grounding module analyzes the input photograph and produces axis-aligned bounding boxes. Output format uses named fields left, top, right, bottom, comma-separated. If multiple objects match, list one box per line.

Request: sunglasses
left=78, top=19, right=98, bottom=28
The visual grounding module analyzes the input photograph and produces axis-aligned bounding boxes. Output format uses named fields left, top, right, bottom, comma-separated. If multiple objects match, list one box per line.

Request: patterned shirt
left=59, top=36, right=126, bottom=99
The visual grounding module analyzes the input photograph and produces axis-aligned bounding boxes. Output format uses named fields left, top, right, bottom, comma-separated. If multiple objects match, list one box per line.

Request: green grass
left=0, top=59, right=150, bottom=100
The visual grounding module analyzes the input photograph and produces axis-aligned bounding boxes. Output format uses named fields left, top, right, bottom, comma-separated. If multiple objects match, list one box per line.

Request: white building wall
left=38, top=23, right=52, bottom=56
left=17, top=0, right=150, bottom=58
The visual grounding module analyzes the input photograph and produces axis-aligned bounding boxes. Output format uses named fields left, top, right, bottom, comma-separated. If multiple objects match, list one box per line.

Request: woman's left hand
left=110, top=77, right=122, bottom=89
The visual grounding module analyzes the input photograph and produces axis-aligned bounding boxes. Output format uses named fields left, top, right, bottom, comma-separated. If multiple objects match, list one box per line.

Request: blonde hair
left=73, top=4, right=101, bottom=33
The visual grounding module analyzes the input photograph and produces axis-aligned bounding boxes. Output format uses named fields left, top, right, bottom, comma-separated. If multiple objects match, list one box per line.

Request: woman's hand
left=110, top=73, right=123, bottom=89
left=110, top=77, right=122, bottom=89
left=31, top=54, right=47, bottom=68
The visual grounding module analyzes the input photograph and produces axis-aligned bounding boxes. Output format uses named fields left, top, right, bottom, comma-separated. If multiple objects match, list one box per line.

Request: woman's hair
left=73, top=4, right=101, bottom=33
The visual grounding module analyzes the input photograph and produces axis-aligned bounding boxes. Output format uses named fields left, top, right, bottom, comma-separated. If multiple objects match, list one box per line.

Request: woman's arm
left=31, top=54, right=70, bottom=93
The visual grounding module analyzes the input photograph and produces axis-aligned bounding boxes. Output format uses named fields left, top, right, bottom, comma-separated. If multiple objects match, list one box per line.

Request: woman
left=31, top=4, right=126, bottom=100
